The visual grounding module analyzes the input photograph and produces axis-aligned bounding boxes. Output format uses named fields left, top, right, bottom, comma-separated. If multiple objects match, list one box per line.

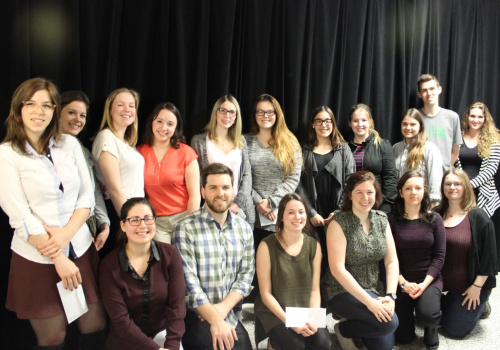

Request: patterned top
left=173, top=205, right=254, bottom=327
left=322, top=210, right=388, bottom=301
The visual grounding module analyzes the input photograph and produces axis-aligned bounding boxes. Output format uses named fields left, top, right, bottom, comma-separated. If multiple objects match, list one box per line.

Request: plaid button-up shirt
left=174, top=205, right=254, bottom=327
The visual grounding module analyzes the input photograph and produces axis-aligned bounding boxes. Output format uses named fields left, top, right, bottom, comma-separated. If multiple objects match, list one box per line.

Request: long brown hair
left=434, top=168, right=476, bottom=217
left=3, top=77, right=61, bottom=154
left=142, top=102, right=185, bottom=148
left=250, top=94, right=300, bottom=179
left=307, top=106, right=345, bottom=149
left=275, top=193, right=313, bottom=240
left=401, top=108, right=428, bottom=170
left=393, top=170, right=435, bottom=223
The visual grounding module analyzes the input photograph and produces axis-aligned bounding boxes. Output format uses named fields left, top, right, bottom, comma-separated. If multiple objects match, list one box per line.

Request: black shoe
left=480, top=301, right=491, bottom=319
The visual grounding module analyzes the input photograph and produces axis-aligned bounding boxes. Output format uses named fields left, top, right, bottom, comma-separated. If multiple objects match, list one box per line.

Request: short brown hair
left=417, top=74, right=440, bottom=91
left=201, top=163, right=234, bottom=188
left=341, top=171, right=383, bottom=212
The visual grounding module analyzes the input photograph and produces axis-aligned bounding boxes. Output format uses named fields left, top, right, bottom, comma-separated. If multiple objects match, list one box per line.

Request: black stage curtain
left=1, top=1, right=500, bottom=348
left=1, top=0, right=499, bottom=143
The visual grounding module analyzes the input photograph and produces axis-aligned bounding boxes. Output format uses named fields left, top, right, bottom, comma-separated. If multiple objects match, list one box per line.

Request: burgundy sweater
left=388, top=213, right=446, bottom=291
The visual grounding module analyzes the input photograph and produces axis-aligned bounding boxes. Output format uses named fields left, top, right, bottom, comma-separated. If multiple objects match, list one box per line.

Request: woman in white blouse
left=92, top=88, right=145, bottom=253
left=0, top=78, right=106, bottom=349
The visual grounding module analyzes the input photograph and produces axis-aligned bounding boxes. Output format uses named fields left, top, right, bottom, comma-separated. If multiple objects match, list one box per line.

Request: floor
left=241, top=286, right=500, bottom=349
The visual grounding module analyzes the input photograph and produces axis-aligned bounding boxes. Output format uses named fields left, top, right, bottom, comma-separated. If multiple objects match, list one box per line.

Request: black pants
left=395, top=286, right=442, bottom=347
left=182, top=309, right=252, bottom=350
left=268, top=323, right=331, bottom=350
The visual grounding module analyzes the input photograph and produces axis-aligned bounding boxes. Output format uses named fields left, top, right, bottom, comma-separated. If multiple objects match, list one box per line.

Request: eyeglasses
left=313, top=118, right=333, bottom=126
left=256, top=110, right=276, bottom=117
left=444, top=182, right=463, bottom=188
left=122, top=216, right=156, bottom=226
left=218, top=108, right=237, bottom=117
left=23, top=100, right=56, bottom=114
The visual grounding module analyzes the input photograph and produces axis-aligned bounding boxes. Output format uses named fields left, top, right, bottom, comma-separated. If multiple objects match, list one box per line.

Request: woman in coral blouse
left=138, top=102, right=200, bottom=243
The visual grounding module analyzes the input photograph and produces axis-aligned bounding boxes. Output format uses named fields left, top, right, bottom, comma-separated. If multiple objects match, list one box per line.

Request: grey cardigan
left=296, top=143, right=355, bottom=218
left=191, top=133, right=254, bottom=226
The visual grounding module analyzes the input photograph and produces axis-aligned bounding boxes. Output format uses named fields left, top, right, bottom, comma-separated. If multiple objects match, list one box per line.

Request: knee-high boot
left=80, top=329, right=106, bottom=350
left=33, top=343, right=64, bottom=350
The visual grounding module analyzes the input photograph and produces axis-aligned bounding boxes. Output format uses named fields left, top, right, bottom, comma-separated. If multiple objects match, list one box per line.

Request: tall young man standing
left=417, top=74, right=462, bottom=171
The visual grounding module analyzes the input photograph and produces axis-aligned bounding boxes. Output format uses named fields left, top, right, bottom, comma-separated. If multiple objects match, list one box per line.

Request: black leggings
left=268, top=323, right=331, bottom=350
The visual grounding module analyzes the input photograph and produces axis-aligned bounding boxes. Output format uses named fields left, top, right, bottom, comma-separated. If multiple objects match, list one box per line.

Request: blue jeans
left=182, top=309, right=252, bottom=350
left=328, top=291, right=398, bottom=350
left=441, top=289, right=490, bottom=338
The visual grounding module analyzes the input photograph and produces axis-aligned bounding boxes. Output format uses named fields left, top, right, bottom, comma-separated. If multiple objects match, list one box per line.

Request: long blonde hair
left=205, top=94, right=243, bottom=149
left=349, top=103, right=381, bottom=147
left=462, top=102, right=500, bottom=158
left=401, top=108, right=428, bottom=170
left=97, top=88, right=140, bottom=147
left=250, top=94, right=300, bottom=179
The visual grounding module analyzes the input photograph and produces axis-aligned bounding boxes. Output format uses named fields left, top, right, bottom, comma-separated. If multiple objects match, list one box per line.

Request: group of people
left=0, top=73, right=498, bottom=350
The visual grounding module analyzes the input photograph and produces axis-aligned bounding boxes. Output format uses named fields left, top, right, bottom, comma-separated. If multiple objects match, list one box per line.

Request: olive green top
left=255, top=233, right=317, bottom=333
left=321, top=210, right=388, bottom=301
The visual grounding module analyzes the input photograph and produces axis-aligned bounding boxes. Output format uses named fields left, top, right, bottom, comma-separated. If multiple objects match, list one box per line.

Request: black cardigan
left=348, top=134, right=398, bottom=213
left=465, top=208, right=498, bottom=290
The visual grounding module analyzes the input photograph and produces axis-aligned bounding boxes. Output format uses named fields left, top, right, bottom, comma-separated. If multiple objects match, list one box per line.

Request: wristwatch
left=386, top=293, right=397, bottom=300
left=401, top=280, right=408, bottom=292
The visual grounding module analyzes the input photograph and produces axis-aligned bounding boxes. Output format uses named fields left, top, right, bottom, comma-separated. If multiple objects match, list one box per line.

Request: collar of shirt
left=119, top=240, right=160, bottom=274
left=24, top=137, right=62, bottom=156
left=200, top=204, right=235, bottom=230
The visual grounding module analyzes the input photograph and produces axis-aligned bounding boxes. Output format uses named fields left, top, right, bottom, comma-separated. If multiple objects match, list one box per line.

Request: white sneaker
left=334, top=321, right=359, bottom=350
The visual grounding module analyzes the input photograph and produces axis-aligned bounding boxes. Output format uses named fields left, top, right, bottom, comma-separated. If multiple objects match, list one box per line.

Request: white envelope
left=259, top=208, right=279, bottom=226
left=57, top=281, right=88, bottom=323
left=285, top=307, right=327, bottom=328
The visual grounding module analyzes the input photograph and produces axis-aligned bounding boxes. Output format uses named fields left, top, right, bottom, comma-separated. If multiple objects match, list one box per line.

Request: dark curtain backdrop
left=1, top=1, right=500, bottom=348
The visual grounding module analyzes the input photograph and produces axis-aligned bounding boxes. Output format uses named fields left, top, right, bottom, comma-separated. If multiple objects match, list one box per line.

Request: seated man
left=174, top=163, right=254, bottom=350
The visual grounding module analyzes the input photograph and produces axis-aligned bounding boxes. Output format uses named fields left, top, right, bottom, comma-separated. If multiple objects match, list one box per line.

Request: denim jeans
left=441, top=288, right=490, bottom=338
left=395, top=286, right=441, bottom=347
left=182, top=309, right=252, bottom=350
left=328, top=291, right=399, bottom=350
left=268, top=323, right=331, bottom=350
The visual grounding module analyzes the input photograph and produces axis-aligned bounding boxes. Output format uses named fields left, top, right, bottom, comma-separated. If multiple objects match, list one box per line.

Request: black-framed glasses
left=22, top=100, right=56, bottom=114
left=218, top=108, right=237, bottom=117
left=122, top=216, right=156, bottom=226
left=256, top=109, right=276, bottom=117
left=313, top=118, right=333, bottom=126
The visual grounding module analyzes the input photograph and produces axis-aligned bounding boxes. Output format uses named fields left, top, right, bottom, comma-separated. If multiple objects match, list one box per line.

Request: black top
left=459, top=143, right=481, bottom=180
left=348, top=134, right=398, bottom=213
left=313, top=151, right=337, bottom=217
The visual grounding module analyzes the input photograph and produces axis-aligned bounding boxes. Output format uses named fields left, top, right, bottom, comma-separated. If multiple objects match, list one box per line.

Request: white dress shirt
left=0, top=135, right=94, bottom=264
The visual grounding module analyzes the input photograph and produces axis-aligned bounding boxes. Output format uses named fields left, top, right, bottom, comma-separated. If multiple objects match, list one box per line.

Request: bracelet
left=400, top=281, right=408, bottom=292
left=473, top=283, right=483, bottom=289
